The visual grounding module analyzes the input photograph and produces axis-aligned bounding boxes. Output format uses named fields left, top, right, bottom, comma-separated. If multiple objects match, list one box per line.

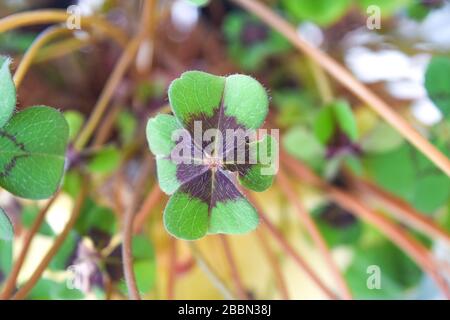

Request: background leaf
left=0, top=56, right=16, bottom=128
left=0, top=207, right=13, bottom=241
left=0, top=106, right=69, bottom=199
left=425, top=56, right=450, bottom=118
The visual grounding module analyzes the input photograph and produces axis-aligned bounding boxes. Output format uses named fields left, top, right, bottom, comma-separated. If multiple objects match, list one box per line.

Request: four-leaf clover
left=146, top=71, right=277, bottom=240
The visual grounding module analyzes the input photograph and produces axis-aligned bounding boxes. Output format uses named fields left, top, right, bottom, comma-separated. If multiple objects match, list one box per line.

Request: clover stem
left=231, top=0, right=450, bottom=178
left=11, top=180, right=88, bottom=300
left=188, top=242, right=236, bottom=300
left=122, top=206, right=141, bottom=300
left=246, top=191, right=339, bottom=299
left=0, top=191, right=60, bottom=299
left=167, top=238, right=177, bottom=300
left=0, top=10, right=127, bottom=47
left=276, top=168, right=353, bottom=299
left=13, top=26, right=72, bottom=88
left=219, top=235, right=248, bottom=299
left=255, top=229, right=290, bottom=299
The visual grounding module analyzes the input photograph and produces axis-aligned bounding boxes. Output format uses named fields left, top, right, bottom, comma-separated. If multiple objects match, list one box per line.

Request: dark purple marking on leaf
left=176, top=162, right=209, bottom=185
left=180, top=169, right=242, bottom=207
left=0, top=130, right=29, bottom=179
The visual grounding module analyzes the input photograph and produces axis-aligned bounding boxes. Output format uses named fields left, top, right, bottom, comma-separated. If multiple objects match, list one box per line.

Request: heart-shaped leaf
left=0, top=106, right=69, bottom=199
left=147, top=71, right=276, bottom=240
left=0, top=57, right=16, bottom=128
left=0, top=207, right=13, bottom=241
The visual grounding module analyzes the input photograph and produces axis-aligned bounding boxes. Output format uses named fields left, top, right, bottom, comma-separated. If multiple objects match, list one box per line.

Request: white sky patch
left=297, top=22, right=323, bottom=48
left=171, top=0, right=199, bottom=34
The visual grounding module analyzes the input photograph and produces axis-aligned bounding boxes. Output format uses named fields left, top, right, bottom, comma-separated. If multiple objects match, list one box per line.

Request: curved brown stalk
left=122, top=206, right=141, bottom=300
left=0, top=191, right=60, bottom=299
left=167, top=237, right=177, bottom=300
left=277, top=169, right=352, bottom=299
left=350, top=176, right=450, bottom=246
left=281, top=154, right=450, bottom=298
left=133, top=184, right=164, bottom=234
left=11, top=183, right=88, bottom=300
left=245, top=192, right=339, bottom=299
left=219, top=235, right=248, bottom=299
left=188, top=242, right=236, bottom=300
left=0, top=10, right=127, bottom=46
left=13, top=26, right=72, bottom=88
left=231, top=0, right=450, bottom=177
left=255, top=229, right=290, bottom=299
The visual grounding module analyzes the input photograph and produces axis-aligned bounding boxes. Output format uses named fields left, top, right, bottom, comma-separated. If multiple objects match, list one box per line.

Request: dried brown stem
left=350, top=176, right=450, bottom=245
left=219, top=235, right=248, bottom=299
left=277, top=169, right=352, bottom=299
left=167, top=237, right=177, bottom=300
left=245, top=192, right=339, bottom=299
left=11, top=184, right=88, bottom=300
left=0, top=192, right=60, bottom=299
left=255, top=229, right=290, bottom=299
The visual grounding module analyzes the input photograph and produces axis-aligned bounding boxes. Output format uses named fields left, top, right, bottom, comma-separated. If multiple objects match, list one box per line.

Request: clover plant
left=146, top=71, right=277, bottom=240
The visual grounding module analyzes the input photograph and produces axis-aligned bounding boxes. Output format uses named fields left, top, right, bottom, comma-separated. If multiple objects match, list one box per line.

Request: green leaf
left=168, top=71, right=268, bottom=131
left=237, top=134, right=278, bottom=192
left=146, top=114, right=183, bottom=157
left=0, top=207, right=13, bottom=241
left=334, top=101, right=358, bottom=141
left=361, top=122, right=404, bottom=153
left=414, top=174, right=450, bottom=213
left=282, top=0, right=351, bottom=26
left=314, top=106, right=335, bottom=144
left=168, top=71, right=225, bottom=128
left=0, top=106, right=69, bottom=199
left=0, top=57, right=16, bottom=128
left=365, top=144, right=416, bottom=200
left=164, top=191, right=209, bottom=240
left=116, top=110, right=137, bottom=145
left=223, top=74, right=269, bottom=129
left=63, top=111, right=84, bottom=141
left=187, top=0, right=209, bottom=7
left=425, top=56, right=450, bottom=118
left=87, top=145, right=121, bottom=174
left=146, top=114, right=186, bottom=195
left=209, top=198, right=259, bottom=235
left=283, top=126, right=325, bottom=170
left=0, top=238, right=13, bottom=281
left=345, top=235, right=422, bottom=299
